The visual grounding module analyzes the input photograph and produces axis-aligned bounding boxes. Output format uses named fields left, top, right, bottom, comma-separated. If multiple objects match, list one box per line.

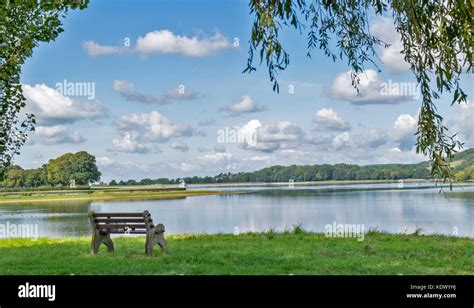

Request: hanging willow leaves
left=245, top=0, right=472, bottom=186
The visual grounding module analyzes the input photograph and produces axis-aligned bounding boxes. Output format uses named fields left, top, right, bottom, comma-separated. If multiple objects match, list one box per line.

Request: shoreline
left=0, top=179, right=472, bottom=204
left=0, top=190, right=243, bottom=204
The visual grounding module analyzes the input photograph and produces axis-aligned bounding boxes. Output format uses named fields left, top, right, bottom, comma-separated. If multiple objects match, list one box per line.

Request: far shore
left=185, top=178, right=432, bottom=188
left=0, top=179, right=471, bottom=204
left=111, top=178, right=473, bottom=189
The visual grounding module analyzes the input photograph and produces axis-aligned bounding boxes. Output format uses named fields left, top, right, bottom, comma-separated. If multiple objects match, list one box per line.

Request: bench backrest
left=89, top=211, right=155, bottom=234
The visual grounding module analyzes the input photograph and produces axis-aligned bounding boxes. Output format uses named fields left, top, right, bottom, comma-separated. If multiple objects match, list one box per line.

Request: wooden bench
left=88, top=210, right=167, bottom=256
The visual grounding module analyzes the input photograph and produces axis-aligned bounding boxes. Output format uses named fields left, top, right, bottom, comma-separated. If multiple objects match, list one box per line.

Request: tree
left=63, top=151, right=101, bottom=185
left=47, top=153, right=73, bottom=186
left=244, top=0, right=472, bottom=184
left=109, top=179, right=118, bottom=186
left=24, top=166, right=48, bottom=187
left=46, top=151, right=100, bottom=186
left=1, top=165, right=24, bottom=187
left=0, top=0, right=88, bottom=180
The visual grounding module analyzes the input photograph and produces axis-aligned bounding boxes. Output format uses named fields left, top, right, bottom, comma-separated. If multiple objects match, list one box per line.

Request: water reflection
left=0, top=185, right=472, bottom=238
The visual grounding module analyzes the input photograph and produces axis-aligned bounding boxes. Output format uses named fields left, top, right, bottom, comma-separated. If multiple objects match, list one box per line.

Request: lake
left=1, top=183, right=473, bottom=238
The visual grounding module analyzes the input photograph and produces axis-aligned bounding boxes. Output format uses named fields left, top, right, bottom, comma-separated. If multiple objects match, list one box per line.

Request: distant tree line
left=1, top=151, right=101, bottom=188
left=109, top=149, right=474, bottom=185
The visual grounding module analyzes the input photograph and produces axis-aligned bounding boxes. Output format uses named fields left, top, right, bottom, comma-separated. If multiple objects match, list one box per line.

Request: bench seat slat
left=108, top=231, right=147, bottom=234
left=94, top=218, right=144, bottom=223
left=97, top=224, right=147, bottom=229
left=93, top=213, right=144, bottom=217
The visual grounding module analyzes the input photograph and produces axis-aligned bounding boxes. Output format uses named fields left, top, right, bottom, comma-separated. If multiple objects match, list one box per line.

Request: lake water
left=0, top=183, right=473, bottom=238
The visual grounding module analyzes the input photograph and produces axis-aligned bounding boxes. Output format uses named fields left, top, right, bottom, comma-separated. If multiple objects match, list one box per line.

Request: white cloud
left=82, top=41, right=127, bottom=57
left=375, top=147, right=425, bottom=164
left=238, top=119, right=304, bottom=153
left=135, top=30, right=232, bottom=57
left=455, top=101, right=474, bottom=145
left=371, top=17, right=410, bottom=73
left=170, top=142, right=189, bottom=152
left=116, top=111, right=193, bottom=143
left=84, top=30, right=233, bottom=57
left=314, top=108, right=351, bottom=131
left=113, top=80, right=198, bottom=104
left=220, top=96, right=265, bottom=116
left=304, top=132, right=333, bottom=146
left=392, top=114, right=418, bottom=150
left=356, top=129, right=388, bottom=149
left=110, top=132, right=152, bottom=154
left=174, top=153, right=236, bottom=173
left=249, top=156, right=270, bottom=161
left=329, top=70, right=412, bottom=105
left=23, top=84, right=106, bottom=125
left=278, top=149, right=309, bottom=159
left=331, top=132, right=350, bottom=150
left=96, top=156, right=160, bottom=180
left=35, top=125, right=86, bottom=145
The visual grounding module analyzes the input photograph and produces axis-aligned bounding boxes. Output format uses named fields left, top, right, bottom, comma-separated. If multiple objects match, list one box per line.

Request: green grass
left=0, top=231, right=472, bottom=275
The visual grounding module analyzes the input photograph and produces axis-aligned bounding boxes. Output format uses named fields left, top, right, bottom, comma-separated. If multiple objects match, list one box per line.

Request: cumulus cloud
left=454, top=101, right=474, bottom=145
left=314, top=108, right=351, bottom=131
left=174, top=153, right=236, bottom=173
left=392, top=114, right=418, bottom=150
left=83, top=30, right=233, bottom=57
left=331, top=132, right=350, bottom=150
left=116, top=111, right=193, bottom=143
left=304, top=132, right=333, bottom=146
left=23, top=84, right=106, bottom=125
left=110, top=132, right=152, bottom=154
left=306, top=127, right=388, bottom=152
left=136, top=30, right=232, bottom=57
left=96, top=156, right=163, bottom=180
left=35, top=125, right=86, bottom=145
left=238, top=119, right=304, bottom=153
left=371, top=17, right=410, bottom=73
left=82, top=41, right=127, bottom=57
left=356, top=129, right=389, bottom=149
left=249, top=155, right=270, bottom=162
left=278, top=149, right=310, bottom=159
left=329, top=70, right=413, bottom=105
left=220, top=96, right=265, bottom=116
left=113, top=80, right=198, bottom=105
left=170, top=142, right=190, bottom=152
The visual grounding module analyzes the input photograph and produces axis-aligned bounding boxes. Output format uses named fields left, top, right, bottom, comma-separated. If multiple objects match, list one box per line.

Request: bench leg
left=91, top=231, right=114, bottom=254
left=145, top=224, right=167, bottom=256
left=103, top=236, right=115, bottom=252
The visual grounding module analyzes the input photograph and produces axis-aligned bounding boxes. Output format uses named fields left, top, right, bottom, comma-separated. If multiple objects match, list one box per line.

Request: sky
left=17, top=0, right=473, bottom=181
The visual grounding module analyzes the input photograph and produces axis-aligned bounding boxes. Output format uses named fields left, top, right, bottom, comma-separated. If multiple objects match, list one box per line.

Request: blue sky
left=17, top=0, right=473, bottom=181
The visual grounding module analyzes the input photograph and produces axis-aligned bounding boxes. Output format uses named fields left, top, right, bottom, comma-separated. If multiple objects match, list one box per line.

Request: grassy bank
left=0, top=231, right=472, bottom=275
left=0, top=189, right=239, bottom=204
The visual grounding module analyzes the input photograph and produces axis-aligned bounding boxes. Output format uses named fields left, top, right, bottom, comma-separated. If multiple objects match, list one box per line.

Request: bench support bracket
left=143, top=211, right=168, bottom=256
left=89, top=212, right=115, bottom=254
